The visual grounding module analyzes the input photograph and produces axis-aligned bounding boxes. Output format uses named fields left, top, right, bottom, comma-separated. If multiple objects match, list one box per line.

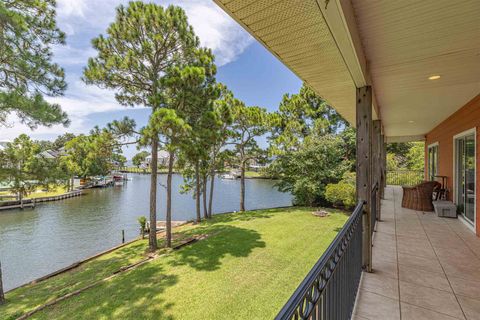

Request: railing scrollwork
left=275, top=201, right=365, bottom=320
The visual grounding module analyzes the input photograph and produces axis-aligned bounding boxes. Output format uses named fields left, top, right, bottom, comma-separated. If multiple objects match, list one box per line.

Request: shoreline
left=5, top=223, right=186, bottom=293
left=0, top=190, right=83, bottom=211
left=5, top=205, right=293, bottom=293
left=120, top=169, right=275, bottom=179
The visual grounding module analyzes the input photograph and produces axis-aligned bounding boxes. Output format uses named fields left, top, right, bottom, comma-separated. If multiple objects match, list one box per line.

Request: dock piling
left=0, top=260, right=5, bottom=304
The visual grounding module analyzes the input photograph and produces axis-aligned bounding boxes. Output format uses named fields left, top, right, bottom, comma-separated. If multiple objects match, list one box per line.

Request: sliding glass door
left=455, top=132, right=476, bottom=225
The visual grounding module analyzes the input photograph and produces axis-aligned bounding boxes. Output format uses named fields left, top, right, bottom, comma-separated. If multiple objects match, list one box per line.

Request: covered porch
left=213, top=0, right=480, bottom=319
left=353, top=186, right=480, bottom=320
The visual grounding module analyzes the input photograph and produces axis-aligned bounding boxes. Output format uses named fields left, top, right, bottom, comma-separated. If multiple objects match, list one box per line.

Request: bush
left=325, top=182, right=356, bottom=209
left=325, top=172, right=356, bottom=209
left=268, top=135, right=351, bottom=206
left=137, top=216, right=147, bottom=238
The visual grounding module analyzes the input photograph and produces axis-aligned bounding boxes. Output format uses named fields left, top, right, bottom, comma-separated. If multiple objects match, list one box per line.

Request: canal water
left=0, top=174, right=291, bottom=291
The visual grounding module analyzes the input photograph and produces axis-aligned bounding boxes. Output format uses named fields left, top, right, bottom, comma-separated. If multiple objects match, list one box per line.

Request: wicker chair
left=402, top=181, right=441, bottom=212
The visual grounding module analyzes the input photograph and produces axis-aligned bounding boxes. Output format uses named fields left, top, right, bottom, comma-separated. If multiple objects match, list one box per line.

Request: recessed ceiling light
left=408, top=120, right=415, bottom=124
left=428, top=75, right=441, bottom=80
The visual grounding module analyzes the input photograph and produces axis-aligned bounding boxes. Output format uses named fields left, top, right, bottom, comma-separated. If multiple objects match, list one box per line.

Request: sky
left=2, top=0, right=302, bottom=159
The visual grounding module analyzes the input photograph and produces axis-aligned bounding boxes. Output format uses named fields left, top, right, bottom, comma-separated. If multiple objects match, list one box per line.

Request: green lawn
left=27, top=186, right=69, bottom=199
left=0, top=186, right=69, bottom=201
left=244, top=170, right=263, bottom=178
left=0, top=207, right=348, bottom=320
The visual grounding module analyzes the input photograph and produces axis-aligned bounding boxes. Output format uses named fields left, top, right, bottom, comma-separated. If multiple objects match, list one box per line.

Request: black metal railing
left=370, top=183, right=378, bottom=234
left=275, top=201, right=364, bottom=320
left=386, top=170, right=423, bottom=186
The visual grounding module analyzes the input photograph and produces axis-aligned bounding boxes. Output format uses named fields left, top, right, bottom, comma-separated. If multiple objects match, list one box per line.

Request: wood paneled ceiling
left=352, top=0, right=480, bottom=139
left=214, top=0, right=359, bottom=125
left=215, top=0, right=480, bottom=140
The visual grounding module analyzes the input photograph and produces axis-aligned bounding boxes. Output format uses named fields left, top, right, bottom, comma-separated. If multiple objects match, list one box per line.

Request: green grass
left=244, top=170, right=263, bottom=178
left=0, top=207, right=348, bottom=320
left=27, top=186, right=69, bottom=199
left=0, top=186, right=69, bottom=201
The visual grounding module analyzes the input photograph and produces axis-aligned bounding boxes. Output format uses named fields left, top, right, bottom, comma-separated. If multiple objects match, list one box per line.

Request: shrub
left=325, top=172, right=356, bottom=209
left=137, top=216, right=147, bottom=238
left=325, top=182, right=356, bottom=209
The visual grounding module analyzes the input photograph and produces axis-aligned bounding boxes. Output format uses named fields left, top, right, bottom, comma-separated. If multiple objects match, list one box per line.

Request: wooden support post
left=356, top=86, right=373, bottom=272
left=373, top=120, right=382, bottom=223
left=0, top=260, right=5, bottom=304
left=380, top=134, right=386, bottom=200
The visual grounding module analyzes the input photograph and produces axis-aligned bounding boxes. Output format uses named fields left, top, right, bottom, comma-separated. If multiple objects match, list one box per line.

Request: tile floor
left=352, top=186, right=480, bottom=320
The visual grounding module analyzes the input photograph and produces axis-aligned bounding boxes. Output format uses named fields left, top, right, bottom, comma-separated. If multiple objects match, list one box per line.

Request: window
left=427, top=143, right=438, bottom=181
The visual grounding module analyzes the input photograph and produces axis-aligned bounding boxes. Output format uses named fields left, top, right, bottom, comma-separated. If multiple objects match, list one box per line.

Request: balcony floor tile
left=353, top=186, right=480, bottom=320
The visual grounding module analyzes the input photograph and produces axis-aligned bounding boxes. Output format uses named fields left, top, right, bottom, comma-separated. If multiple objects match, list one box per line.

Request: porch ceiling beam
left=318, top=0, right=380, bottom=119
left=317, top=0, right=367, bottom=87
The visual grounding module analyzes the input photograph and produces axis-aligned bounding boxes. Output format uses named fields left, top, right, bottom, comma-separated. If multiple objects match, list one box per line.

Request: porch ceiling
left=212, top=0, right=372, bottom=126
left=352, top=0, right=480, bottom=139
left=214, top=0, right=480, bottom=140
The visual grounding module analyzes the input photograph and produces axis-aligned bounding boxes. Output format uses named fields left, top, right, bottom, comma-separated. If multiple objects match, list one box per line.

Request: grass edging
left=15, top=234, right=208, bottom=319
left=7, top=222, right=188, bottom=293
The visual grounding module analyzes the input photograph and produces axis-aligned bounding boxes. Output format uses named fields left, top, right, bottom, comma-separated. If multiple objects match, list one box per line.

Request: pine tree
left=0, top=0, right=68, bottom=128
left=83, top=2, right=199, bottom=252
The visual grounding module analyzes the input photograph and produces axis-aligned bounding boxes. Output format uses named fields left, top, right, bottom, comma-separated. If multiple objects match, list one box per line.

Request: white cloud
left=3, top=0, right=253, bottom=140
left=56, top=0, right=88, bottom=18
left=56, top=0, right=253, bottom=66
left=52, top=45, right=96, bottom=66
left=167, top=0, right=254, bottom=66
left=0, top=79, right=133, bottom=140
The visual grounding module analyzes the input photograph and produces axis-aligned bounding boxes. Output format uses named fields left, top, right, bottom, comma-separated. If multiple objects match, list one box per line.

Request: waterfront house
left=214, top=0, right=480, bottom=318
left=143, top=150, right=171, bottom=168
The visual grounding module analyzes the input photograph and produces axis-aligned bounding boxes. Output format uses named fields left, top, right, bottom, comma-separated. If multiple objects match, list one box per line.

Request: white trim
left=452, top=127, right=476, bottom=233
left=427, top=142, right=439, bottom=180
left=459, top=214, right=476, bottom=233
left=320, top=0, right=368, bottom=87
left=453, top=128, right=477, bottom=140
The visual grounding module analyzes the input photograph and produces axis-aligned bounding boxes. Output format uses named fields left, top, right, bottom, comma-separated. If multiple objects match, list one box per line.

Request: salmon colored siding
left=425, top=94, right=480, bottom=235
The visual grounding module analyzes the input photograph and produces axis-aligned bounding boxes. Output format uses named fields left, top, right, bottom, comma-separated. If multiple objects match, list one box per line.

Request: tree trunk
left=0, top=260, right=5, bottom=305
left=202, top=175, right=208, bottom=219
left=166, top=150, right=174, bottom=248
left=148, top=138, right=158, bottom=252
left=240, top=160, right=246, bottom=212
left=70, top=176, right=74, bottom=191
left=208, top=169, right=215, bottom=218
left=195, top=161, right=201, bottom=223
left=208, top=152, right=216, bottom=218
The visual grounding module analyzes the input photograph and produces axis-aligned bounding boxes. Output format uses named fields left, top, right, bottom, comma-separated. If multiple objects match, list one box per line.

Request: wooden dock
left=0, top=190, right=83, bottom=211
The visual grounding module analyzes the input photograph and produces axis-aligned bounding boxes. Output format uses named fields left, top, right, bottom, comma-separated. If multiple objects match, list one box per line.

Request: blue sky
left=2, top=0, right=301, bottom=159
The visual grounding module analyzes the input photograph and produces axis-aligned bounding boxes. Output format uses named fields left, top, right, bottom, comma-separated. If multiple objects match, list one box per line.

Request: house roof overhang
left=214, top=0, right=480, bottom=141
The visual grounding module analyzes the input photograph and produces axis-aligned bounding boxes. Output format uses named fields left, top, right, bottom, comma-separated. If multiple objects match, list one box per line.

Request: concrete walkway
left=353, top=186, right=480, bottom=320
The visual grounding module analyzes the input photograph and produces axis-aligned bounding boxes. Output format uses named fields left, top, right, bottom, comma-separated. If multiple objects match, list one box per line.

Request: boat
left=220, top=173, right=237, bottom=180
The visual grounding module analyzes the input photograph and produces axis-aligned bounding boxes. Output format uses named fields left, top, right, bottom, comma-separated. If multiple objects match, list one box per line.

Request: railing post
left=356, top=86, right=373, bottom=272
